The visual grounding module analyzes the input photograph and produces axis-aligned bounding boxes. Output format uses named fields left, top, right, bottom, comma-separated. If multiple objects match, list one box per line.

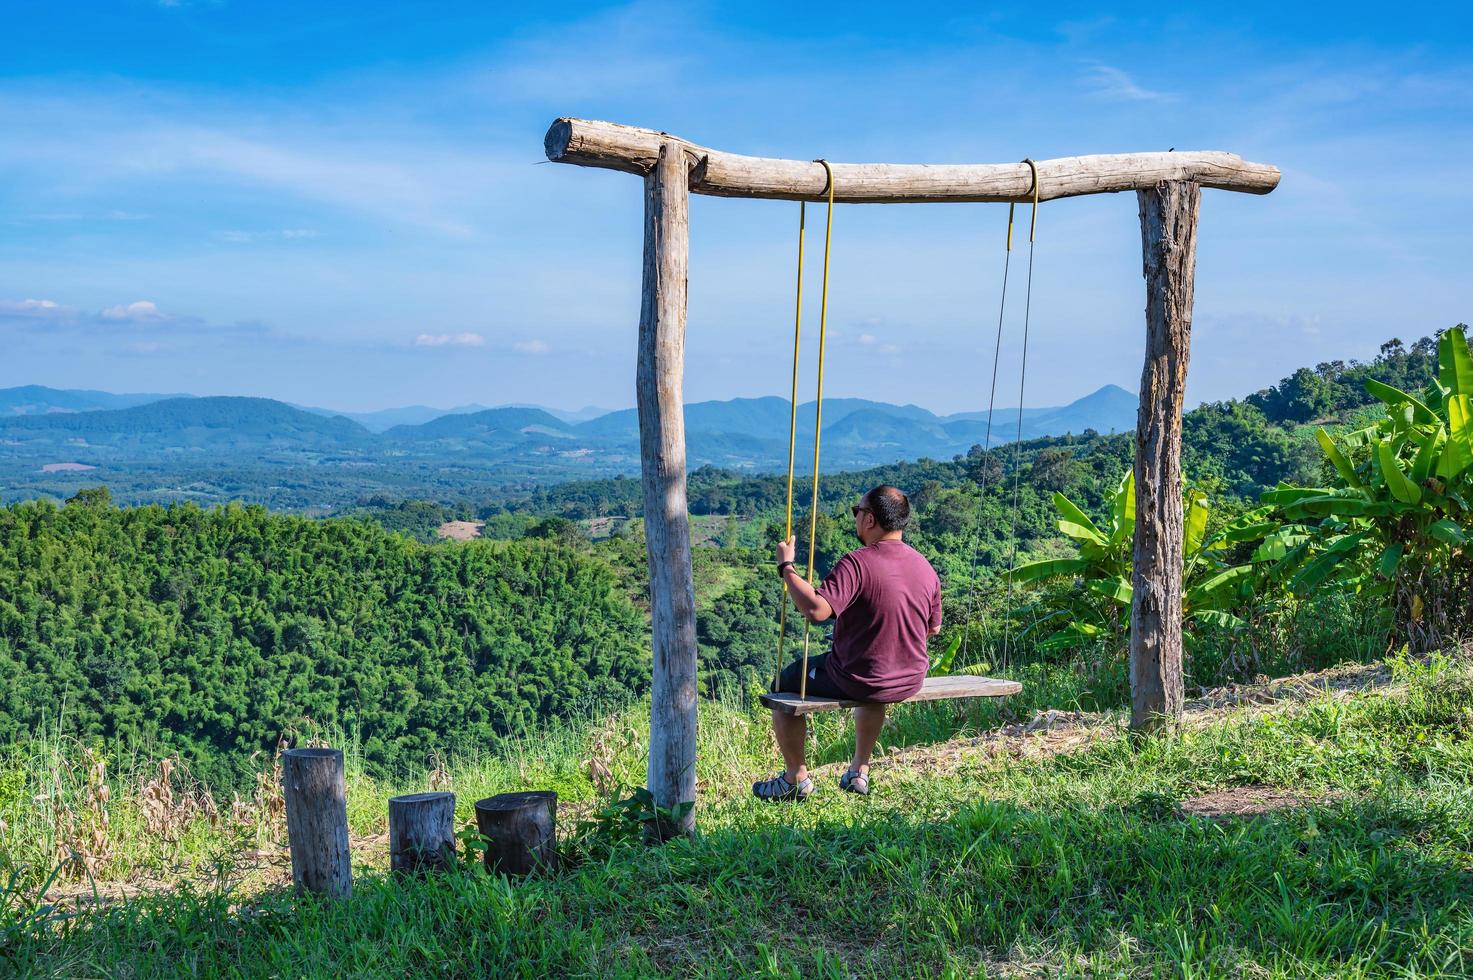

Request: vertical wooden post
left=388, top=791, right=456, bottom=874
left=638, top=141, right=698, bottom=838
left=281, top=747, right=352, bottom=897
left=1131, top=180, right=1200, bottom=732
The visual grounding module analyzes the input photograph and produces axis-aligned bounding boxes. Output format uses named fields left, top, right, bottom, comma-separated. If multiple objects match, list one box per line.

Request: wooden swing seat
left=759, top=674, right=1021, bottom=716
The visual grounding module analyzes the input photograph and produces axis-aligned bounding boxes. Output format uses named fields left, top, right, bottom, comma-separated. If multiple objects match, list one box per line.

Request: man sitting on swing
left=754, top=484, right=942, bottom=800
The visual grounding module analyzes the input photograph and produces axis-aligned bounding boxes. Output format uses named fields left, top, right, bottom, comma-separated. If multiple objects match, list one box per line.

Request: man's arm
left=927, top=581, right=943, bottom=636
left=776, top=536, right=834, bottom=623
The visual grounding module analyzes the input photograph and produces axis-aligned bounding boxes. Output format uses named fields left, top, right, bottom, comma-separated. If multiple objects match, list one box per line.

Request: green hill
left=0, top=396, right=371, bottom=453
left=0, top=384, right=189, bottom=416
left=0, top=497, right=648, bottom=785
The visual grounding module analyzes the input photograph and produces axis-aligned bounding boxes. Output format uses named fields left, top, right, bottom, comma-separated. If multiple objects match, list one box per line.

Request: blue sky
left=1, top=2, right=1469, bottom=415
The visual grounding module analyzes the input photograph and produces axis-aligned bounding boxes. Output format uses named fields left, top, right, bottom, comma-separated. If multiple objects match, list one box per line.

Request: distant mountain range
left=0, top=384, right=194, bottom=416
left=2, top=386, right=612, bottom=432
left=0, top=384, right=1137, bottom=504
left=289, top=401, right=612, bottom=431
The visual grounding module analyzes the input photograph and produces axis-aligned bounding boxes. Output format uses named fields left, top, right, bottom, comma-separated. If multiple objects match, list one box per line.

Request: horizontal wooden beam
left=545, top=118, right=1281, bottom=204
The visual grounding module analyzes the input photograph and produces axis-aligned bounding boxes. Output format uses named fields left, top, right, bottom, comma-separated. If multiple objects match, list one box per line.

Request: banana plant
left=1009, top=471, right=1275, bottom=654
left=1262, top=325, right=1473, bottom=649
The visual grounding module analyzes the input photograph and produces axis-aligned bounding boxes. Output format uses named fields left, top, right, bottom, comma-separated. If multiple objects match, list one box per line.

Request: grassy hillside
left=1, top=652, right=1468, bottom=976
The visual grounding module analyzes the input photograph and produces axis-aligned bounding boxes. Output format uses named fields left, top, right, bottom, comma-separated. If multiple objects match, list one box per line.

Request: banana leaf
left=1377, top=440, right=1422, bottom=504
left=1207, top=521, right=1280, bottom=550
left=1265, top=537, right=1315, bottom=582
left=1187, top=565, right=1255, bottom=604
left=1316, top=429, right=1363, bottom=488
left=1035, top=625, right=1099, bottom=653
left=1184, top=489, right=1210, bottom=556
left=1260, top=484, right=1342, bottom=506
left=1410, top=427, right=1445, bottom=486
left=1363, top=378, right=1437, bottom=424
left=1110, top=471, right=1136, bottom=544
left=1190, top=609, right=1248, bottom=630
left=1440, top=394, right=1473, bottom=480
left=1289, top=532, right=1368, bottom=595
left=1059, top=520, right=1107, bottom=545
left=1429, top=519, right=1468, bottom=546
left=1376, top=542, right=1404, bottom=579
left=1088, top=576, right=1133, bottom=606
left=1010, top=558, right=1087, bottom=585
left=1278, top=490, right=1378, bottom=519
left=1052, top=492, right=1105, bottom=544
left=929, top=634, right=962, bottom=676
left=1438, top=326, right=1473, bottom=397
left=1254, top=526, right=1311, bottom=563
left=1340, top=424, right=1383, bottom=448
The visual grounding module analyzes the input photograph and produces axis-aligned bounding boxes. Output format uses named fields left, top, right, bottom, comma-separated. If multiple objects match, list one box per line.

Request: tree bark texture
left=474, top=791, right=557, bottom=876
left=1131, top=180, right=1200, bottom=733
left=545, top=118, right=1281, bottom=203
left=388, top=791, right=456, bottom=874
left=638, top=141, right=699, bottom=839
left=281, top=748, right=352, bottom=898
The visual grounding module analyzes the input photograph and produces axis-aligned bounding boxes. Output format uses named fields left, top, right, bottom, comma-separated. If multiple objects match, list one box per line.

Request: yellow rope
left=774, top=202, right=806, bottom=692
left=799, top=160, right=836, bottom=700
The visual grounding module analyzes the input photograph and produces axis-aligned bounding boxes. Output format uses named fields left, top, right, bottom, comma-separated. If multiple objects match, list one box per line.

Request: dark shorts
left=775, top=653, right=850, bottom=699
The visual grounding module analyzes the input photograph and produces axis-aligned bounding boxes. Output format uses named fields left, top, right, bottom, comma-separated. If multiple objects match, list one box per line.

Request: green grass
left=2, top=655, right=1471, bottom=977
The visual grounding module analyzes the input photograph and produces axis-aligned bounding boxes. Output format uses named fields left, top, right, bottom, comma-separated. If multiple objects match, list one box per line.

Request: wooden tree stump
left=388, top=792, right=456, bottom=874
left=474, top=791, right=557, bottom=876
left=281, top=747, right=352, bottom=898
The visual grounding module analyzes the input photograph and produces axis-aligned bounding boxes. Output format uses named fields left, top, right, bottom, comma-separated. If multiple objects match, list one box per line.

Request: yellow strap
left=1005, top=159, right=1039, bottom=251
left=799, top=160, right=836, bottom=700
left=774, top=202, right=807, bottom=692
left=1024, top=158, right=1039, bottom=242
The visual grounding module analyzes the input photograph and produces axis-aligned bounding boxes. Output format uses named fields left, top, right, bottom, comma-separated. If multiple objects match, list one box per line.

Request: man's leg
left=771, top=709, right=808, bottom=783
left=850, top=704, right=887, bottom=774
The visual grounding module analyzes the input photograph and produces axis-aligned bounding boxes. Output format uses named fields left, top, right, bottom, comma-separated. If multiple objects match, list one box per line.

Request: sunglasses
left=851, top=505, right=871, bottom=517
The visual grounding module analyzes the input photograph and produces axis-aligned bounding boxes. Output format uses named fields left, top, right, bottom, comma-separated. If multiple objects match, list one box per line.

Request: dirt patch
left=582, top=516, right=629, bottom=540
left=436, top=520, right=484, bottom=541
left=870, top=660, right=1403, bottom=780
left=688, top=516, right=730, bottom=548
left=1189, top=661, right=1393, bottom=717
left=1179, top=785, right=1326, bottom=820
left=873, top=709, right=1115, bottom=779
left=40, top=462, right=97, bottom=472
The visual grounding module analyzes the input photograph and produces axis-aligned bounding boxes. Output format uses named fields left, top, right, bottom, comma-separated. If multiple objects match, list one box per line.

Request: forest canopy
left=0, top=498, right=648, bottom=785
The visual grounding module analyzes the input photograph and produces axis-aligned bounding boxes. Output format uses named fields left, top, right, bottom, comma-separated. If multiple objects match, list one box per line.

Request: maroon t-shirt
left=816, top=538, right=942, bottom=702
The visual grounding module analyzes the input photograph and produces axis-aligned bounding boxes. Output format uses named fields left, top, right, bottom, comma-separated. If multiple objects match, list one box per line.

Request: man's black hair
left=865, top=485, right=910, bottom=532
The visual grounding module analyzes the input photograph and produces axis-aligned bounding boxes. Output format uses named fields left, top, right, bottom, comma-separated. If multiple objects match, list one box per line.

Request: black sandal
left=752, top=772, right=813, bottom=802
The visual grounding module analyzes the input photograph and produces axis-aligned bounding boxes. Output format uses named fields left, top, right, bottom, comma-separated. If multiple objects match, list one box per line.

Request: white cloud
left=513, top=339, right=550, bottom=354
left=0, top=298, right=66, bottom=316
left=217, top=228, right=321, bottom=243
left=858, top=333, right=878, bottom=345
left=414, top=332, right=485, bottom=347
left=101, top=300, right=165, bottom=321
left=1083, top=64, right=1178, bottom=103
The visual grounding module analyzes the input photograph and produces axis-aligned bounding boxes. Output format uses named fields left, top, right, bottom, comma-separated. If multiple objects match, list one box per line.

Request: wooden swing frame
left=544, top=117, right=1280, bottom=835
